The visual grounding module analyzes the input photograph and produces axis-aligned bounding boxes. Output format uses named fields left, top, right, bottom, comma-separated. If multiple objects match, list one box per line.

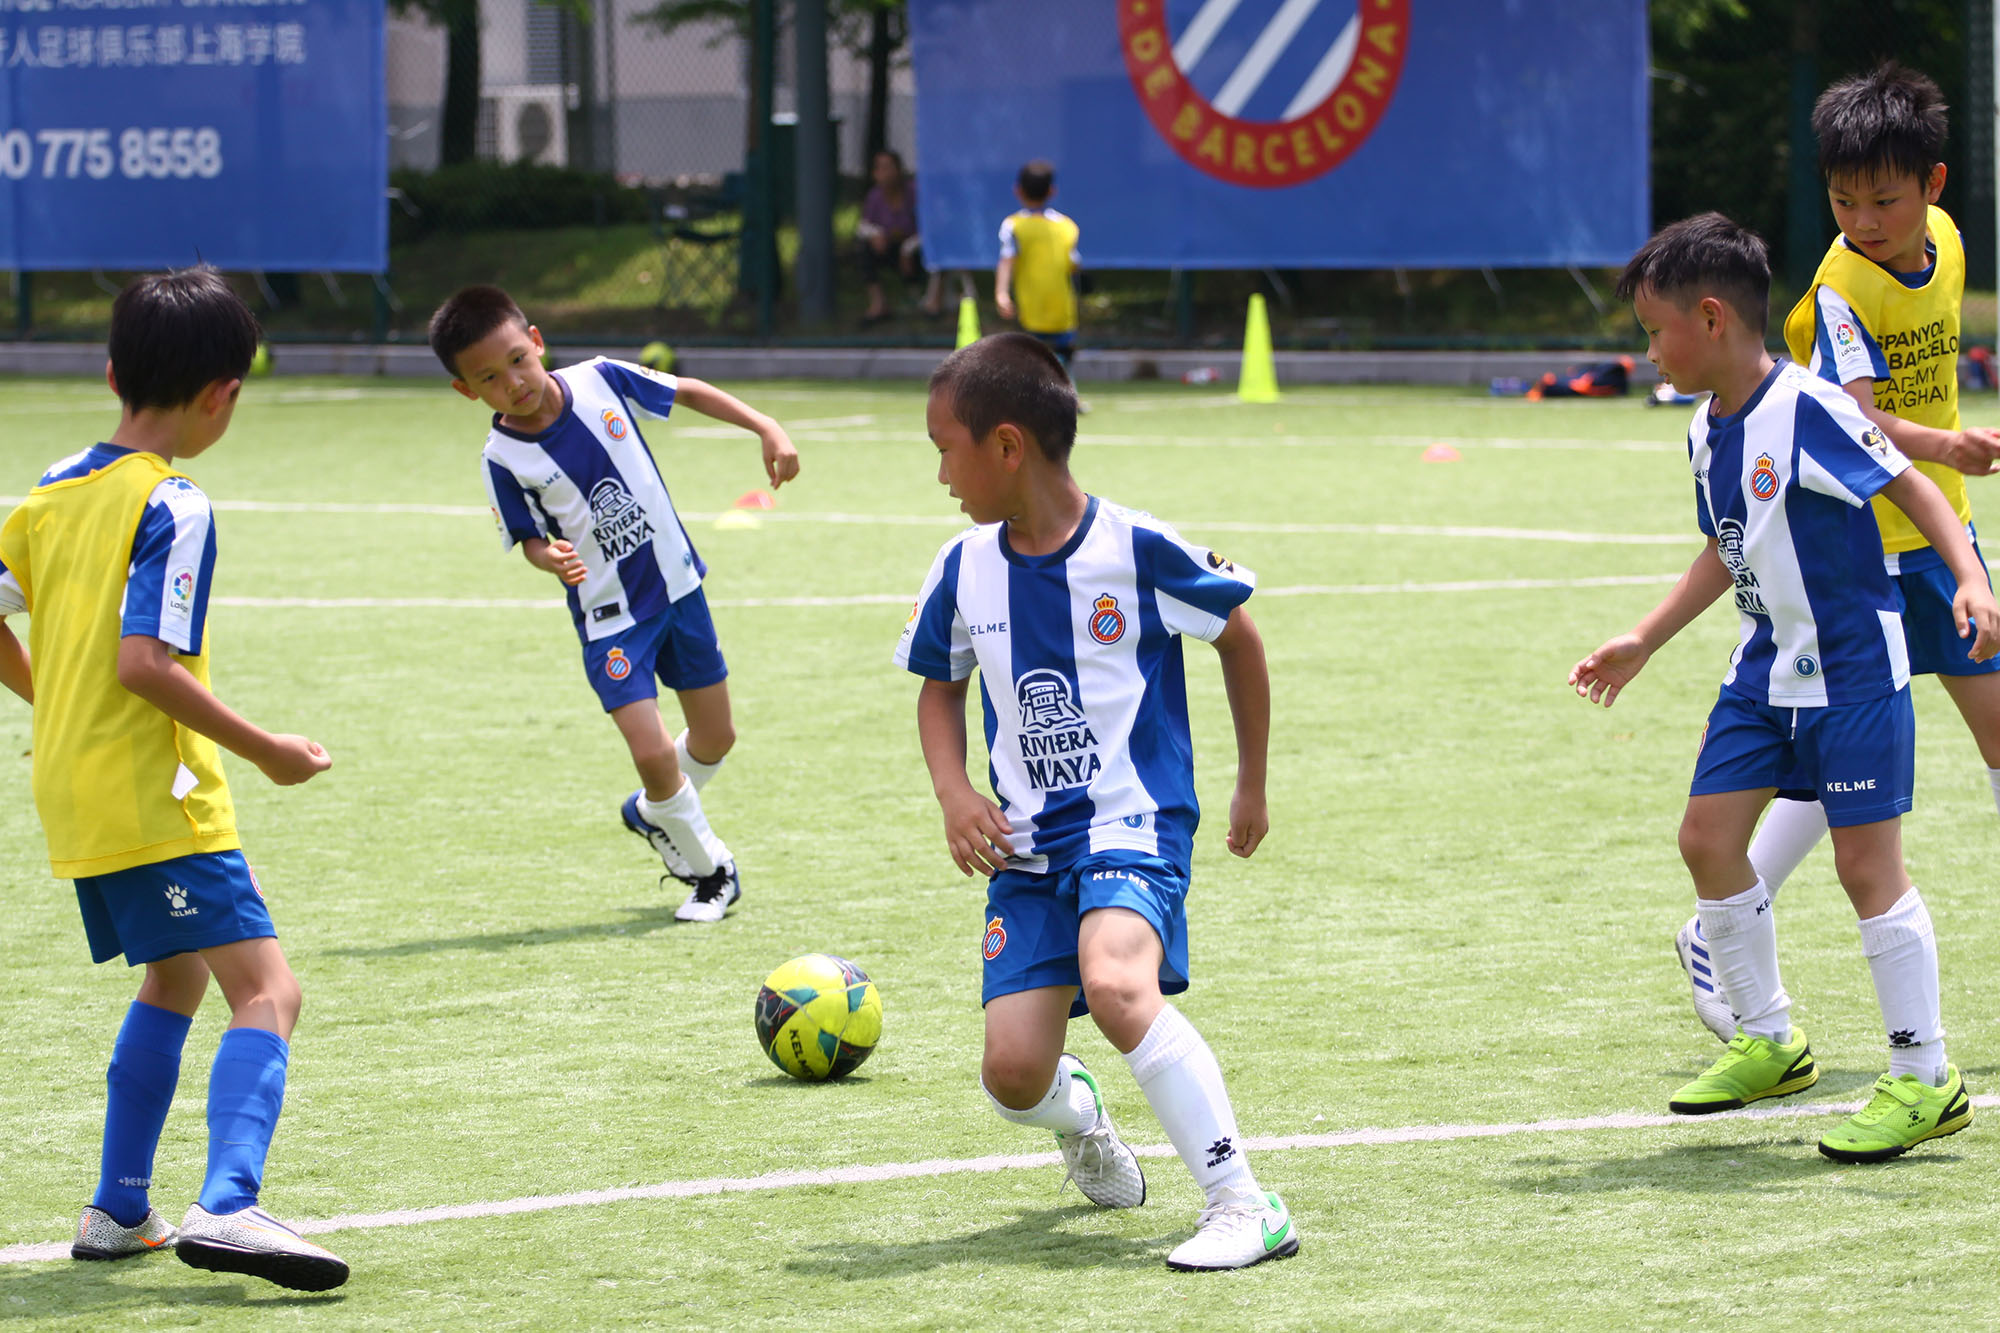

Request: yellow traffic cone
left=1237, top=294, right=1280, bottom=403
left=955, top=297, right=981, bottom=350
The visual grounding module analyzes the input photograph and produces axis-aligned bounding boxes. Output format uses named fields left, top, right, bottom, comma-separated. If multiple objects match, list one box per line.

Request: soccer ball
left=639, top=340, right=676, bottom=373
left=754, top=954, right=882, bottom=1081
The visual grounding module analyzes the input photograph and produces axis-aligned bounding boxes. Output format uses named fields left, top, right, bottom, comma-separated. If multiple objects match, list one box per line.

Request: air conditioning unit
left=492, top=85, right=569, bottom=167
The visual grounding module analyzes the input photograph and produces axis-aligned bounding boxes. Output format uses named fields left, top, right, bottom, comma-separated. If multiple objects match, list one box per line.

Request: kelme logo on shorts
left=605, top=647, right=633, bottom=681
left=983, top=916, right=1007, bottom=960
left=1117, top=0, right=1409, bottom=189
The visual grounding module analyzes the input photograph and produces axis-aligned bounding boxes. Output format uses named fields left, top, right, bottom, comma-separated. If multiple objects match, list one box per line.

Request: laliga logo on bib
left=1118, top=0, right=1409, bottom=189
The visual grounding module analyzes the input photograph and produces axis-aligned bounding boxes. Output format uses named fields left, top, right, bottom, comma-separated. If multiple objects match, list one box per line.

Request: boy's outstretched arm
left=1570, top=540, right=1732, bottom=707
left=670, top=376, right=801, bottom=490
left=1838, top=381, right=2000, bottom=476
left=117, top=635, right=330, bottom=786
left=1879, top=468, right=2000, bottom=659
left=917, top=676, right=1013, bottom=877
left=0, top=620, right=28, bottom=703
left=1212, top=607, right=1269, bottom=858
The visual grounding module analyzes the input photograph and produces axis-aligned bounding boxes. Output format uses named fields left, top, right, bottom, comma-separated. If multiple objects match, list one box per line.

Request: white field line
left=208, top=574, right=1684, bottom=614
left=3, top=1094, right=1985, bottom=1265
left=664, top=425, right=1685, bottom=452
left=0, top=497, right=1693, bottom=548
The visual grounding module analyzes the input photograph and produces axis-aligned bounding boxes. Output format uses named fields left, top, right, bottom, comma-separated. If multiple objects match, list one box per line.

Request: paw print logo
left=164, top=884, right=187, bottom=910
left=1889, top=1029, right=1917, bottom=1048
left=1910, top=1109, right=1924, bottom=1124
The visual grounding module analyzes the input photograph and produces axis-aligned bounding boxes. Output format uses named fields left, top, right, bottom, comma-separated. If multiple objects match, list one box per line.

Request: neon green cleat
left=1818, top=1066, right=1973, bottom=1164
left=1668, top=1028, right=1818, bottom=1114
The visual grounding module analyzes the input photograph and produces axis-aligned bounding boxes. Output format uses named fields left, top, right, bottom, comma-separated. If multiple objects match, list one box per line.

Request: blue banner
left=909, top=0, right=1648, bottom=269
left=0, top=0, right=385, bottom=271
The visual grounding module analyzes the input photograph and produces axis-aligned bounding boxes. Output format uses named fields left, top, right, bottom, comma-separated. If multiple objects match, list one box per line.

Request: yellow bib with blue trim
left=0, top=451, right=238, bottom=877
left=1782, top=205, right=1969, bottom=554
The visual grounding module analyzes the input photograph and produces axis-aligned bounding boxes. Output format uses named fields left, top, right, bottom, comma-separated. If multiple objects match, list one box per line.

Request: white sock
left=1695, top=881, right=1791, bottom=1043
left=1124, top=1005, right=1259, bottom=1204
left=638, top=778, right=730, bottom=875
left=1858, top=888, right=1947, bottom=1085
left=676, top=730, right=724, bottom=792
left=1747, top=799, right=1828, bottom=901
left=1986, top=766, right=2000, bottom=820
left=984, top=1054, right=1099, bottom=1137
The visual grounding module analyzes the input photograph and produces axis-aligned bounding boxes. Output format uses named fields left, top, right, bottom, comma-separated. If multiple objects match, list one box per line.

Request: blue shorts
left=981, top=850, right=1189, bottom=1018
left=1892, top=541, right=2000, bottom=677
left=74, top=850, right=276, bottom=966
left=1690, top=686, right=1915, bottom=827
left=1029, top=330, right=1076, bottom=367
left=583, top=591, right=728, bottom=712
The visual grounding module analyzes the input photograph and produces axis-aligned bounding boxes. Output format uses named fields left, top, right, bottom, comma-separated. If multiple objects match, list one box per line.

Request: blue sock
left=198, top=1027, right=289, bottom=1215
left=93, top=1002, right=193, bottom=1228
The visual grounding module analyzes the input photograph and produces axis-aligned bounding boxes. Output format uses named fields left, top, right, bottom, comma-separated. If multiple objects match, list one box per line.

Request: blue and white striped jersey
left=895, top=497, right=1256, bottom=874
left=1689, top=361, right=1912, bottom=707
left=6, top=444, right=218, bottom=650
left=480, top=358, right=705, bottom=643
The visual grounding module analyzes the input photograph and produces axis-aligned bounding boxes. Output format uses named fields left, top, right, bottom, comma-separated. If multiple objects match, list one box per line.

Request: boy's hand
left=761, top=425, right=801, bottom=490
left=938, top=785, right=1013, bottom=877
left=1569, top=633, right=1652, bottom=707
left=996, top=292, right=1015, bottom=321
left=1226, top=782, right=1267, bottom=858
left=257, top=734, right=331, bottom=786
left=541, top=539, right=587, bottom=586
left=1941, top=428, right=2000, bottom=476
left=1953, top=583, right=2000, bottom=661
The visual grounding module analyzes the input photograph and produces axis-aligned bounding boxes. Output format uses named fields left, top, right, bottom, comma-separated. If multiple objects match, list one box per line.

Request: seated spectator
left=857, top=150, right=940, bottom=320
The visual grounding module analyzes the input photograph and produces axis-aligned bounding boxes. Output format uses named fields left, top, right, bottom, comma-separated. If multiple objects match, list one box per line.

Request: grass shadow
left=1502, top=1135, right=1967, bottom=1199
left=327, top=903, right=690, bottom=958
left=0, top=1263, right=344, bottom=1320
left=781, top=1205, right=1169, bottom=1279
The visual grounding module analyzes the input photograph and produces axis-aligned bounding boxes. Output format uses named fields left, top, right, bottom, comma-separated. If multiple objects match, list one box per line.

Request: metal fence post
left=795, top=0, right=835, bottom=326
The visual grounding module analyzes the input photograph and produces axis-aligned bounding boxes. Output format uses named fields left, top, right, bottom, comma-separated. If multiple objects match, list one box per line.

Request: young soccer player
left=1674, top=64, right=2000, bottom=1041
left=896, top=333, right=1293, bottom=1268
left=0, top=268, right=348, bottom=1288
left=1572, top=213, right=1998, bottom=1161
left=428, top=287, right=799, bottom=922
left=994, top=161, right=1082, bottom=371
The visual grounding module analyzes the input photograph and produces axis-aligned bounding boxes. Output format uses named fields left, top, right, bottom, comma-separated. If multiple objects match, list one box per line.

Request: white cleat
left=1165, top=1190, right=1299, bottom=1271
left=176, top=1203, right=349, bottom=1292
left=71, top=1205, right=176, bottom=1260
left=673, top=863, right=742, bottom=922
left=1675, top=915, right=1737, bottom=1043
left=621, top=791, right=699, bottom=886
left=1054, top=1055, right=1145, bottom=1209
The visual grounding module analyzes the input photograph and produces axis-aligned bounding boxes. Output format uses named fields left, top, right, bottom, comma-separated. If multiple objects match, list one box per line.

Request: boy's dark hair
left=929, top=332, right=1077, bottom=463
left=1614, top=212, right=1771, bottom=336
left=428, top=285, right=530, bottom=376
left=1017, top=159, right=1055, bottom=203
left=1813, top=61, right=1948, bottom=184
left=108, top=267, right=260, bottom=413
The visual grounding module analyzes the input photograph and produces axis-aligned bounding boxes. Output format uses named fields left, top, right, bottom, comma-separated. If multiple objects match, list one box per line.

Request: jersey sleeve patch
left=895, top=540, right=974, bottom=681
left=1794, top=390, right=1909, bottom=506
left=1134, top=523, right=1256, bottom=642
left=1812, top=285, right=1891, bottom=387
left=122, top=478, right=217, bottom=654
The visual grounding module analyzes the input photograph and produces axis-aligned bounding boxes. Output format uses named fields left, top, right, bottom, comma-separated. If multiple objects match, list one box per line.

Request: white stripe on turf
left=4, top=1094, right=1989, bottom=1264
left=204, top=575, right=1684, bottom=613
